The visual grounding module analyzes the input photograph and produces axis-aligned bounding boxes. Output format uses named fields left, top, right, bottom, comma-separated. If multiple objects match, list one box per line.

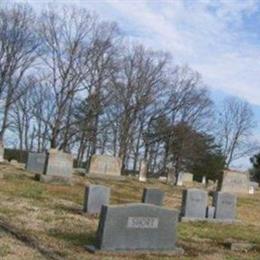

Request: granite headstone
left=26, top=152, right=47, bottom=174
left=142, top=188, right=164, bottom=206
left=83, top=185, right=110, bottom=214
left=213, top=192, right=236, bottom=220
left=87, top=203, right=180, bottom=253
left=181, top=189, right=208, bottom=219
left=139, top=159, right=147, bottom=182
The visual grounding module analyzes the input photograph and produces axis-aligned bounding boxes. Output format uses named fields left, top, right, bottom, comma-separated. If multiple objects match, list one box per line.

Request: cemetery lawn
left=0, top=163, right=260, bottom=259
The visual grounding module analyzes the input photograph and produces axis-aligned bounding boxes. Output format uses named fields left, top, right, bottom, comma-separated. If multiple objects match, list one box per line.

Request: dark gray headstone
left=88, top=203, right=179, bottom=252
left=83, top=185, right=110, bottom=214
left=206, top=206, right=215, bottom=219
left=213, top=192, right=236, bottom=220
left=142, top=188, right=164, bottom=206
left=26, top=152, right=47, bottom=174
left=181, top=189, right=207, bottom=218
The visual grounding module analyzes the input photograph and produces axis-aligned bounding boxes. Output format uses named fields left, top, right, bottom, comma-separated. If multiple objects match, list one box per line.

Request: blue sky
left=9, top=0, right=260, bottom=169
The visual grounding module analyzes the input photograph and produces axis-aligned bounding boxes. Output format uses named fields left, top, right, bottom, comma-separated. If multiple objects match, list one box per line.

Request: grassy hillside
left=0, top=163, right=259, bottom=259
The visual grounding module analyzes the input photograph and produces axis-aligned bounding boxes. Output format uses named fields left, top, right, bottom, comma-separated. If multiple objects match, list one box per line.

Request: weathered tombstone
left=249, top=186, right=254, bottom=195
left=86, top=203, right=182, bottom=254
left=139, top=159, right=147, bottom=182
left=167, top=168, right=176, bottom=185
left=88, top=154, right=122, bottom=178
left=202, top=176, right=206, bottom=185
left=142, top=188, right=164, bottom=206
left=26, top=152, right=47, bottom=174
left=206, top=206, right=215, bottom=219
left=176, top=172, right=183, bottom=186
left=83, top=185, right=110, bottom=214
left=10, top=159, right=18, bottom=165
left=249, top=181, right=258, bottom=190
left=40, top=149, right=73, bottom=184
left=182, top=172, right=194, bottom=183
left=181, top=189, right=208, bottom=219
left=213, top=192, right=236, bottom=220
left=0, top=142, right=4, bottom=162
left=221, top=170, right=249, bottom=194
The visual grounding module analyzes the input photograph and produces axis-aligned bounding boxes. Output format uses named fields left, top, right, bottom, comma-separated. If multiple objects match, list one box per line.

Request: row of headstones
left=182, top=188, right=236, bottom=221
left=84, top=185, right=237, bottom=220
left=84, top=186, right=164, bottom=214
left=83, top=185, right=236, bottom=253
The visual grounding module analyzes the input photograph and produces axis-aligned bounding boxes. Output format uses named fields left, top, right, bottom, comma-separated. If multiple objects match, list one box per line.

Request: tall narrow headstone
left=202, top=176, right=206, bottom=185
left=86, top=203, right=181, bottom=253
left=142, top=188, right=164, bottom=206
left=0, top=142, right=4, bottom=162
left=176, top=172, right=183, bottom=186
left=83, top=185, right=110, bottom=214
left=181, top=189, right=208, bottom=219
left=167, top=168, right=176, bottom=185
left=213, top=192, right=236, bottom=220
left=139, top=159, right=147, bottom=182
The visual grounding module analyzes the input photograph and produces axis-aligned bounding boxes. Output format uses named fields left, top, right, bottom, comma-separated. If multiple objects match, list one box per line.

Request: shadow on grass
left=48, top=229, right=96, bottom=247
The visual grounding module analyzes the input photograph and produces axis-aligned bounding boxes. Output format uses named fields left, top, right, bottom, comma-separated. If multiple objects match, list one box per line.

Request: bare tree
left=218, top=97, right=257, bottom=167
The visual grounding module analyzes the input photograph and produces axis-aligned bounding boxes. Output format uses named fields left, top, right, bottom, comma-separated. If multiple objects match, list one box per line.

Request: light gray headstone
left=177, top=172, right=183, bottom=186
left=139, top=159, right=147, bottom=182
left=26, top=152, right=47, bottom=174
left=83, top=185, right=110, bottom=214
left=167, top=168, right=176, bottom=185
left=0, top=142, right=4, bottom=162
left=202, top=176, right=206, bottom=185
left=221, top=170, right=249, bottom=194
left=249, top=181, right=258, bottom=189
left=181, top=189, right=208, bottom=219
left=182, top=172, right=193, bottom=183
left=89, top=203, right=179, bottom=252
left=213, top=192, right=236, bottom=220
left=45, top=149, right=73, bottom=178
left=142, top=188, right=164, bottom=206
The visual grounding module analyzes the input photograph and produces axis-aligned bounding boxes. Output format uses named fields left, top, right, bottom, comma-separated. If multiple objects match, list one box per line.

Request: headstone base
left=181, top=217, right=241, bottom=224
left=87, top=173, right=126, bottom=181
left=85, top=245, right=184, bottom=256
left=35, top=174, right=72, bottom=185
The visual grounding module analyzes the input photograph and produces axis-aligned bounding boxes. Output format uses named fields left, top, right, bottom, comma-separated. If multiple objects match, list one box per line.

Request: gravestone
left=40, top=149, right=73, bottom=184
left=176, top=172, right=183, bottom=186
left=167, top=168, right=176, bottom=185
left=181, top=189, right=208, bottom=219
left=249, top=181, right=258, bottom=190
left=0, top=142, right=4, bottom=162
left=89, top=155, right=122, bottom=177
left=139, top=159, right=147, bottom=182
left=86, top=203, right=181, bottom=253
left=206, top=206, right=215, bottom=219
left=221, top=170, right=249, bottom=194
left=202, top=176, right=206, bottom=185
left=142, top=188, right=164, bottom=206
left=182, top=172, right=194, bottom=183
left=213, top=192, right=236, bottom=220
left=83, top=185, right=110, bottom=214
left=249, top=186, right=254, bottom=195
left=26, top=152, right=47, bottom=174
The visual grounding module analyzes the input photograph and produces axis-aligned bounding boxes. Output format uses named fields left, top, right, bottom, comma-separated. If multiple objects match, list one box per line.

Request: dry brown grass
left=0, top=163, right=259, bottom=259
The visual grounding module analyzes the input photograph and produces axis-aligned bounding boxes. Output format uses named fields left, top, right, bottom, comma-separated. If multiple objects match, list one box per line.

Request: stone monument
left=139, top=159, right=147, bottom=182
left=142, top=188, right=164, bottom=206
left=181, top=188, right=208, bottom=219
left=86, top=203, right=182, bottom=254
left=83, top=185, right=110, bottom=214
left=26, top=152, right=47, bottom=174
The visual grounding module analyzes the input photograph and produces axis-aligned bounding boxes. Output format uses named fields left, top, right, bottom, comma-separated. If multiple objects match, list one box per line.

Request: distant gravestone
left=181, top=189, right=208, bottom=219
left=176, top=172, right=183, bottom=186
left=40, top=149, right=73, bottom=184
left=26, top=152, right=47, bottom=174
left=249, top=181, right=258, bottom=190
left=182, top=172, right=194, bottom=183
left=86, top=203, right=182, bottom=253
left=221, top=170, right=249, bottom=194
left=213, top=192, right=236, bottom=220
left=206, top=206, right=215, bottom=219
left=83, top=185, right=110, bottom=214
left=167, top=168, right=176, bottom=185
left=89, top=155, right=122, bottom=177
left=142, top=188, right=164, bottom=206
left=139, top=159, right=147, bottom=182
left=0, top=142, right=4, bottom=162
left=202, top=176, right=206, bottom=185
left=249, top=186, right=254, bottom=195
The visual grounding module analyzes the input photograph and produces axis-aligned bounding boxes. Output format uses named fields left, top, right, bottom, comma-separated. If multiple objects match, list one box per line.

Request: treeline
left=0, top=3, right=257, bottom=178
